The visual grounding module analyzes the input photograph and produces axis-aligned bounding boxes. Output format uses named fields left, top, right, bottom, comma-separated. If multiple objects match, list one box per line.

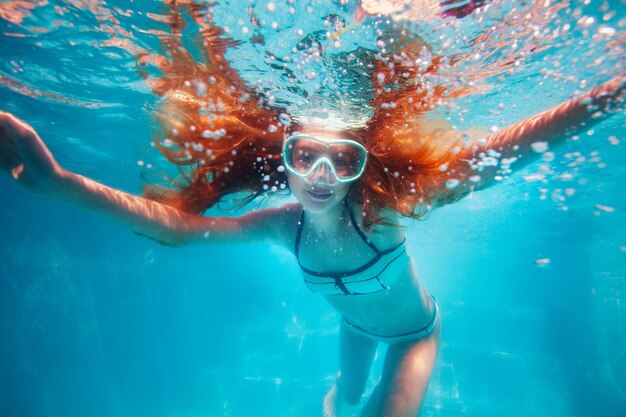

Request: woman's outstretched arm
left=428, top=75, right=625, bottom=205
left=0, top=112, right=290, bottom=247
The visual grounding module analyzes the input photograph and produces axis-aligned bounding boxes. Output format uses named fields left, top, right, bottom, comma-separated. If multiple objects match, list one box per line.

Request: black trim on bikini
left=303, top=247, right=407, bottom=297
left=294, top=201, right=405, bottom=279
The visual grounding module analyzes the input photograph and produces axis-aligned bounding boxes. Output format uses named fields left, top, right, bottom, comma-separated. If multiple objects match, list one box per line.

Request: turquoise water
left=1, top=1, right=625, bottom=416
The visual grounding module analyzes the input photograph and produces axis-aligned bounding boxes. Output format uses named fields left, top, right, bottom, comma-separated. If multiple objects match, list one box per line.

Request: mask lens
left=329, top=146, right=364, bottom=178
left=289, top=140, right=325, bottom=172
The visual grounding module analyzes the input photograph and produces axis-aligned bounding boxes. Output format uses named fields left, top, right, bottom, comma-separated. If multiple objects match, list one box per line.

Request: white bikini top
left=294, top=202, right=409, bottom=296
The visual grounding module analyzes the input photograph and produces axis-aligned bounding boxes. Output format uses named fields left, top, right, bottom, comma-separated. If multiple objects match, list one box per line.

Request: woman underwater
left=0, top=5, right=625, bottom=417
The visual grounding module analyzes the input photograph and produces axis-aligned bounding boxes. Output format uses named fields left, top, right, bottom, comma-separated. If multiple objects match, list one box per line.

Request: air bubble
left=445, top=179, right=460, bottom=189
left=523, top=173, right=545, bottom=182
left=531, top=141, right=548, bottom=153
left=595, top=204, right=615, bottom=212
left=578, top=16, right=595, bottom=29
left=541, top=152, right=554, bottom=163
left=279, top=113, right=291, bottom=127
left=598, top=26, right=616, bottom=36
left=193, top=80, right=207, bottom=96
left=202, top=128, right=226, bottom=139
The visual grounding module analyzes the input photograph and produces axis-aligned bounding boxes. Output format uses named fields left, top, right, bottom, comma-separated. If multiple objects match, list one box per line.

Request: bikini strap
left=294, top=201, right=404, bottom=282
left=294, top=208, right=350, bottom=291
left=345, top=200, right=381, bottom=255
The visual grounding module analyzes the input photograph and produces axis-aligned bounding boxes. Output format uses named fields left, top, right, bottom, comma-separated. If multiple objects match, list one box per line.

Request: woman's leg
left=360, top=320, right=441, bottom=417
left=324, top=321, right=378, bottom=417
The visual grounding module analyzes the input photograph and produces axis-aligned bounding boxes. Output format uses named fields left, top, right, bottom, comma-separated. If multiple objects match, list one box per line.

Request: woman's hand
left=0, top=111, right=64, bottom=193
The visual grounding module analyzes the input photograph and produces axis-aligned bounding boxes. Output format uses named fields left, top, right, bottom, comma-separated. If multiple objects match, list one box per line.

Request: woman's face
left=284, top=128, right=358, bottom=214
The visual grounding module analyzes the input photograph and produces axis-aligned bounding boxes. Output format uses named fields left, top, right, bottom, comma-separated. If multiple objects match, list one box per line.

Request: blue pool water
left=1, top=1, right=625, bottom=416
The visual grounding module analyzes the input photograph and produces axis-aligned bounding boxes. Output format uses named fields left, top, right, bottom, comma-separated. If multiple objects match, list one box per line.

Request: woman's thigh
left=337, top=320, right=379, bottom=405
left=360, top=320, right=441, bottom=417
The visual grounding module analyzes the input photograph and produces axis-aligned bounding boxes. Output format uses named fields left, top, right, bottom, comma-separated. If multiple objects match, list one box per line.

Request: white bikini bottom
left=342, top=296, right=440, bottom=345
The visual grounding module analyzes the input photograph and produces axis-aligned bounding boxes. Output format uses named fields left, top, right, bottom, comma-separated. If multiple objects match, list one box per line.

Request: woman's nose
left=308, top=160, right=336, bottom=185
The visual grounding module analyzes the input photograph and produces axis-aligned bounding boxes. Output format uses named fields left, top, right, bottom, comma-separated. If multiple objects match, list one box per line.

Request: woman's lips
left=307, top=189, right=332, bottom=200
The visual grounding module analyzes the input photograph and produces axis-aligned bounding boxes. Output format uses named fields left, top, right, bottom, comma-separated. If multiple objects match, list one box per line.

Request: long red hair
left=142, top=2, right=291, bottom=213
left=143, top=3, right=471, bottom=226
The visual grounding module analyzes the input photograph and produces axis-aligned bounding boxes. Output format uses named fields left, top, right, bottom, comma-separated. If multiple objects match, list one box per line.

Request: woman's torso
left=282, top=201, right=435, bottom=337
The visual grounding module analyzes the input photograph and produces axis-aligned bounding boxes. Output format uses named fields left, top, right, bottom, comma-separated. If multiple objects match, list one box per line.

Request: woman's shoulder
left=347, top=201, right=405, bottom=248
left=348, top=201, right=401, bottom=227
left=275, top=202, right=303, bottom=219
